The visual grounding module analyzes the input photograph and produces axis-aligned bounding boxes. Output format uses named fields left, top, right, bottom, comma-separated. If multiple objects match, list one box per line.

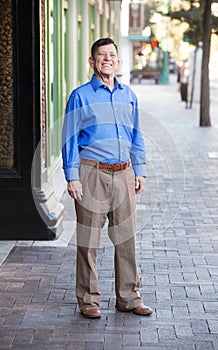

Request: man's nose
left=103, top=53, right=111, bottom=59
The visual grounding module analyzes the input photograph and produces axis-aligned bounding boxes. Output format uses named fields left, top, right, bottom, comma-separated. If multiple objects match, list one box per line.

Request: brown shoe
left=132, top=304, right=153, bottom=316
left=81, top=307, right=101, bottom=319
left=117, top=304, right=153, bottom=316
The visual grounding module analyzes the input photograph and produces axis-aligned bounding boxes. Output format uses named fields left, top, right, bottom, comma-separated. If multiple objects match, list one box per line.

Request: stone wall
left=0, top=0, right=14, bottom=169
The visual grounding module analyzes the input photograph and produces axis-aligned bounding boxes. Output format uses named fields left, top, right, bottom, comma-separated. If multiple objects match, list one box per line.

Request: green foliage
left=168, top=1, right=203, bottom=46
left=212, top=12, right=218, bottom=35
left=168, top=0, right=218, bottom=46
left=144, top=2, right=156, bottom=25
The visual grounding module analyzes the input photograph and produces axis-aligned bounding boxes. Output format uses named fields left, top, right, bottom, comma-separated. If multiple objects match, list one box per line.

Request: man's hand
left=135, top=176, right=145, bottom=194
left=67, top=180, right=83, bottom=201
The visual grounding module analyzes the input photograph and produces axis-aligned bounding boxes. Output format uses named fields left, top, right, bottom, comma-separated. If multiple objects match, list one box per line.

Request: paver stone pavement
left=0, top=75, right=218, bottom=349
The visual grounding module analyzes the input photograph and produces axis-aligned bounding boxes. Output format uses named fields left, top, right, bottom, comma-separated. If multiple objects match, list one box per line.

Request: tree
left=169, top=0, right=218, bottom=127
left=200, top=0, right=212, bottom=126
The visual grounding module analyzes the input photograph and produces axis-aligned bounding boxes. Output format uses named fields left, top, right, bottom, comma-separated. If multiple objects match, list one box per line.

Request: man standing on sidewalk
left=62, top=38, right=153, bottom=319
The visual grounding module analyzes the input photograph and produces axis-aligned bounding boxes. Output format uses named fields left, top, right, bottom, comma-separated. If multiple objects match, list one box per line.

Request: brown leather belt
left=80, top=158, right=130, bottom=171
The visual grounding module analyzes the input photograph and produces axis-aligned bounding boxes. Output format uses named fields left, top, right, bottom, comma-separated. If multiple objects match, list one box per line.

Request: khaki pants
left=75, top=164, right=143, bottom=311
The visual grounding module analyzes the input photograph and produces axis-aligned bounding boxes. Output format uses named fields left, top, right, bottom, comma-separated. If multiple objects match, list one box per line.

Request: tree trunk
left=189, top=47, right=197, bottom=109
left=200, top=0, right=212, bottom=127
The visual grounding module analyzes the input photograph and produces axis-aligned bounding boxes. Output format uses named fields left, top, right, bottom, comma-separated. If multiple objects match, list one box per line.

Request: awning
left=124, top=35, right=151, bottom=42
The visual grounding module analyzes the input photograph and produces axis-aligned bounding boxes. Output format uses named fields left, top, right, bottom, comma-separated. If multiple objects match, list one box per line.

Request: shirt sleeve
left=62, top=92, right=81, bottom=181
left=130, top=97, right=146, bottom=177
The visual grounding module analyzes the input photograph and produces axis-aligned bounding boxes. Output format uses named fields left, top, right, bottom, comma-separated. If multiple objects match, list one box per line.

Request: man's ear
left=88, top=56, right=95, bottom=68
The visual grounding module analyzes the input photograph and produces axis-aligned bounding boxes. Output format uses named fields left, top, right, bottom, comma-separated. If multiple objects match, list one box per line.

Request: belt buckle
left=107, top=163, right=115, bottom=171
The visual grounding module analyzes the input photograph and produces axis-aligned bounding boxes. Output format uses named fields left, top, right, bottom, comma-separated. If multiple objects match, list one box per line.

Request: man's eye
left=97, top=53, right=117, bottom=58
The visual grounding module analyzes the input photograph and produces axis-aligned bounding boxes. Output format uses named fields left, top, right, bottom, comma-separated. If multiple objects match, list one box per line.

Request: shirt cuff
left=64, top=167, right=79, bottom=181
left=132, top=164, right=146, bottom=177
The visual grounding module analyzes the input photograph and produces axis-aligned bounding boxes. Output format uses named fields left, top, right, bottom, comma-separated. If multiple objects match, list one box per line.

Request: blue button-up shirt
left=62, top=75, right=146, bottom=181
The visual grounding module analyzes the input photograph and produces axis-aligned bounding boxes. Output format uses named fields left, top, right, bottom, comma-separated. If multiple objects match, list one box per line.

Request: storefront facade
left=0, top=0, right=121, bottom=240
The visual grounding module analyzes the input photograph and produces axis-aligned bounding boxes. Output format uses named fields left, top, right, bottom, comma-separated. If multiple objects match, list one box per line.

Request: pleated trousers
left=75, top=163, right=143, bottom=311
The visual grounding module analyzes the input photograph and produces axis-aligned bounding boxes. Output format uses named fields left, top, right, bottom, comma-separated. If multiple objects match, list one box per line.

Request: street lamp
left=160, top=0, right=169, bottom=84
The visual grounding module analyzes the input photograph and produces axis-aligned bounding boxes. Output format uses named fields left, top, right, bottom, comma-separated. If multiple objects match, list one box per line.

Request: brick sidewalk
left=0, top=76, right=218, bottom=349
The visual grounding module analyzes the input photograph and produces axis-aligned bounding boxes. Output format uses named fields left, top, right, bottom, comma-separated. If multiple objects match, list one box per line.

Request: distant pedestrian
left=62, top=38, right=153, bottom=319
left=178, top=60, right=189, bottom=108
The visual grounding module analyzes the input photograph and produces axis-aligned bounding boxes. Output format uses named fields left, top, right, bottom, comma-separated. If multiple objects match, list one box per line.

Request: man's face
left=89, top=44, right=120, bottom=78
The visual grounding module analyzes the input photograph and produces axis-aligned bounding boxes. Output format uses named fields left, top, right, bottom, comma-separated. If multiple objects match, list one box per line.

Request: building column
left=82, top=0, right=89, bottom=83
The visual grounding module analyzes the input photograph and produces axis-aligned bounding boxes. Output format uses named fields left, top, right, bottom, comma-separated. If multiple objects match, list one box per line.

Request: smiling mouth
left=102, top=63, right=112, bottom=67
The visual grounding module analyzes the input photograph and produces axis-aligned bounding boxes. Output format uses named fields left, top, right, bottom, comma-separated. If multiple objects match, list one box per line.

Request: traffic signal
left=151, top=39, right=159, bottom=48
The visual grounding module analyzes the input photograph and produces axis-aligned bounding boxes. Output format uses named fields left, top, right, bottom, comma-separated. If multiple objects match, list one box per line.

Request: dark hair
left=91, top=38, right=118, bottom=58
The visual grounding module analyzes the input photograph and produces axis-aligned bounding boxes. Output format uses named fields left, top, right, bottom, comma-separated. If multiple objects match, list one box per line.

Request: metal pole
left=160, top=0, right=169, bottom=85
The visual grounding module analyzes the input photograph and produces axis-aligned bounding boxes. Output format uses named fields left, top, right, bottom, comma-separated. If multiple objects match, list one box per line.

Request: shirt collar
left=91, top=74, right=124, bottom=92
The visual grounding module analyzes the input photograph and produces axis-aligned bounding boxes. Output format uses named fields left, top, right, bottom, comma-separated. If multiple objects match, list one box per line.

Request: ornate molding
left=31, top=0, right=64, bottom=239
left=0, top=1, right=14, bottom=169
